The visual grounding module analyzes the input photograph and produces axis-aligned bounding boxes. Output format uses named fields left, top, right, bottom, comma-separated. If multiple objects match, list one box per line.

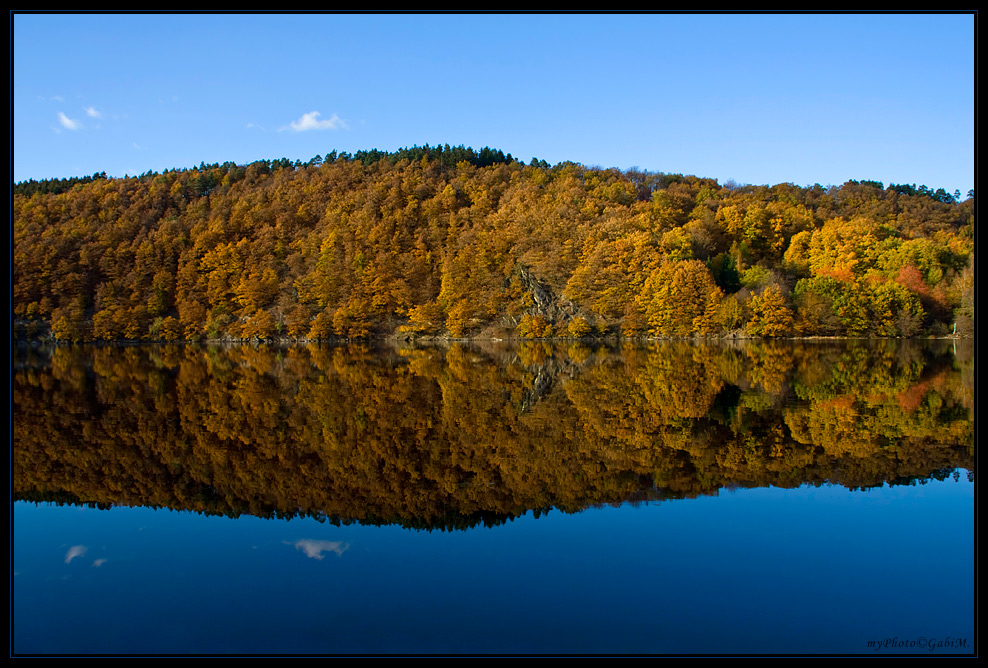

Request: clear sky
left=12, top=12, right=976, bottom=195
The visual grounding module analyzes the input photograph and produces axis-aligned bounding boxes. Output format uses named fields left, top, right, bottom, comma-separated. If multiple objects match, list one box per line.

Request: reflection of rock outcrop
left=13, top=340, right=974, bottom=530
left=517, top=361, right=556, bottom=414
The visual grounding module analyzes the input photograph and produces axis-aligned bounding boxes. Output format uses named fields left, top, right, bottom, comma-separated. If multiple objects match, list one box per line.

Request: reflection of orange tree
left=633, top=341, right=725, bottom=419
left=742, top=341, right=794, bottom=395
left=13, top=341, right=974, bottom=527
left=783, top=343, right=974, bottom=469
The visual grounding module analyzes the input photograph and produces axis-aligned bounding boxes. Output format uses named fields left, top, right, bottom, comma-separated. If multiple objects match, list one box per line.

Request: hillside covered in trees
left=13, top=145, right=975, bottom=342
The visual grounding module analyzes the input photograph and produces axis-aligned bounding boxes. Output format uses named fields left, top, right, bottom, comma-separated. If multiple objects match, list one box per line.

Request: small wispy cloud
left=65, top=545, right=87, bottom=563
left=282, top=111, right=347, bottom=132
left=288, top=539, right=350, bottom=560
left=57, top=112, right=81, bottom=131
left=84, top=106, right=102, bottom=119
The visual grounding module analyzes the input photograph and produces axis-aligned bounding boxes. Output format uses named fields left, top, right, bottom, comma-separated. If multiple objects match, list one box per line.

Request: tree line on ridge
left=13, top=145, right=975, bottom=342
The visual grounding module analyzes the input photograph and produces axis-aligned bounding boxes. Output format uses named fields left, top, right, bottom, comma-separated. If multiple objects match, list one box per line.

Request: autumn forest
left=13, top=145, right=976, bottom=342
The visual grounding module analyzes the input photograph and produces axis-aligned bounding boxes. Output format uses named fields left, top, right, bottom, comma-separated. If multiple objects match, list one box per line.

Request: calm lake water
left=12, top=339, right=975, bottom=655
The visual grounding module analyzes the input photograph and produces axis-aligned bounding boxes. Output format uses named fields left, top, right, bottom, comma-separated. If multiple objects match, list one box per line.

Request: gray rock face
left=514, top=264, right=578, bottom=325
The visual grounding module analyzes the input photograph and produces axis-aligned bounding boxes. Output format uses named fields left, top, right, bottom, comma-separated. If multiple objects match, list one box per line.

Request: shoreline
left=12, top=332, right=973, bottom=347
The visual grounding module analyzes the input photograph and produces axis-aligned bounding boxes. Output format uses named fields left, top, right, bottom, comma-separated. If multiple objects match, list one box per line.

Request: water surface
left=12, top=339, right=975, bottom=654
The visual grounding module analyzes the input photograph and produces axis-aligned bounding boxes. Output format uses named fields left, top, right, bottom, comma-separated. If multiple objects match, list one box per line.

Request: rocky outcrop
left=513, top=264, right=580, bottom=326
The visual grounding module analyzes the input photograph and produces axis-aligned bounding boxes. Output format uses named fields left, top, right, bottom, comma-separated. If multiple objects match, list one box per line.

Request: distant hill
left=13, top=145, right=974, bottom=341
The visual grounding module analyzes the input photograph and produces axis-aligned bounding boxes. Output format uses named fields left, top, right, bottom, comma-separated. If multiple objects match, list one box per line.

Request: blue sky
left=12, top=12, right=975, bottom=195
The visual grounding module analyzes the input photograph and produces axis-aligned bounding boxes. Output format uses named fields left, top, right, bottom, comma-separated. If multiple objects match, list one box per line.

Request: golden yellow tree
left=637, top=260, right=723, bottom=337
left=747, top=285, right=794, bottom=337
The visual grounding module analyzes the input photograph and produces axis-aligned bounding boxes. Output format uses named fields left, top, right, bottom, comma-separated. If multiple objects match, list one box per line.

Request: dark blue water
left=13, top=473, right=974, bottom=655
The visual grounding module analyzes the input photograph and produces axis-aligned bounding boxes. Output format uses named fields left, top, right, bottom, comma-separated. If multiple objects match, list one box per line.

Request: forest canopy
left=13, top=145, right=975, bottom=342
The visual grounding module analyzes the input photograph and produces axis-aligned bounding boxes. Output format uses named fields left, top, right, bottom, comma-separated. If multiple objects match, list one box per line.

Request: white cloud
left=57, top=112, right=81, bottom=130
left=84, top=106, right=102, bottom=118
left=289, top=539, right=349, bottom=560
left=283, top=111, right=347, bottom=132
left=65, top=545, right=87, bottom=563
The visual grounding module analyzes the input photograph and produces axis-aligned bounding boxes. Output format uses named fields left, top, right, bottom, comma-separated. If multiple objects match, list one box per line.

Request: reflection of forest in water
left=13, top=339, right=974, bottom=530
